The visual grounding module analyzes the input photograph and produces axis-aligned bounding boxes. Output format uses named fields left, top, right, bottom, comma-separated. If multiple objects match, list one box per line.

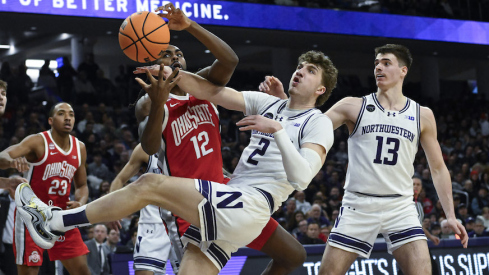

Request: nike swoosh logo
left=50, top=152, right=58, bottom=155
left=170, top=103, right=178, bottom=107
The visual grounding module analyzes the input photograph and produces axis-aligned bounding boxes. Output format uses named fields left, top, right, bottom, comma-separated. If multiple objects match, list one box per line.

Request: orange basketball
left=119, top=11, right=170, bottom=63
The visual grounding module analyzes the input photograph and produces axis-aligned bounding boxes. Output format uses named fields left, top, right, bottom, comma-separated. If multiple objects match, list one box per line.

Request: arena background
left=0, top=0, right=488, bottom=274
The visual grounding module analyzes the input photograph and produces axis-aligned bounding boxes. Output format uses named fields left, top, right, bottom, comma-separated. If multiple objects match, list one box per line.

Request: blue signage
left=1, top=0, right=488, bottom=45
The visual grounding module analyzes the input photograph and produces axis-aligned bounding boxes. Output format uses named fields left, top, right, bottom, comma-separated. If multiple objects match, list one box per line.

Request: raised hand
left=135, top=66, right=180, bottom=105
left=236, top=115, right=283, bottom=134
left=155, top=3, right=192, bottom=31
left=448, top=217, right=468, bottom=248
left=259, top=76, right=287, bottom=99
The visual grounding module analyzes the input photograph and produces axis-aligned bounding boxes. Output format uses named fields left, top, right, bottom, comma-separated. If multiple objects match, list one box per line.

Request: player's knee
left=132, top=173, right=169, bottom=193
left=286, top=245, right=306, bottom=270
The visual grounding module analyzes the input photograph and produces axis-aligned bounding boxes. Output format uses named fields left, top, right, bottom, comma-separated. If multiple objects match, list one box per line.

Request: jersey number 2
left=247, top=138, right=270, bottom=165
left=48, top=179, right=68, bottom=196
left=190, top=131, right=214, bottom=159
left=373, top=136, right=400, bottom=165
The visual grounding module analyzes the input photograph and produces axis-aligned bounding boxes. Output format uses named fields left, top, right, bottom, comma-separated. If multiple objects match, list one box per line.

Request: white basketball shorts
left=133, top=223, right=172, bottom=273
left=180, top=179, right=271, bottom=271
left=328, top=191, right=426, bottom=258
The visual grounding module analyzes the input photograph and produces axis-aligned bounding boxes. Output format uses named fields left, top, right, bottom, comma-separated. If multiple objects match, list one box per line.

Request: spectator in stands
left=477, top=206, right=489, bottom=228
left=38, top=59, right=57, bottom=92
left=74, top=71, right=96, bottom=105
left=287, top=210, right=305, bottom=234
left=457, top=203, right=470, bottom=224
left=300, top=222, right=325, bottom=245
left=78, top=52, right=100, bottom=84
left=320, top=225, right=331, bottom=242
left=307, top=204, right=330, bottom=228
left=468, top=217, right=489, bottom=237
left=284, top=198, right=297, bottom=229
left=104, top=228, right=121, bottom=253
left=465, top=217, right=475, bottom=234
left=440, top=219, right=455, bottom=239
left=471, top=186, right=489, bottom=215
left=292, top=220, right=308, bottom=242
left=294, top=190, right=312, bottom=214
left=85, top=223, right=110, bottom=275
left=88, top=152, right=110, bottom=181
left=93, top=69, right=115, bottom=104
left=480, top=113, right=489, bottom=137
left=430, top=222, right=442, bottom=238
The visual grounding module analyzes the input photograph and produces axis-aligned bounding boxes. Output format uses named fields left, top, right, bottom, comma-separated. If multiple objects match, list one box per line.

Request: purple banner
left=1, top=0, right=488, bottom=45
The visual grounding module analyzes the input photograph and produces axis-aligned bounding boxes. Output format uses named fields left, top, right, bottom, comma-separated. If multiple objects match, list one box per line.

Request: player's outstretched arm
left=110, top=144, right=149, bottom=193
left=156, top=3, right=238, bottom=86
left=420, top=106, right=468, bottom=248
left=0, top=134, right=42, bottom=172
left=69, top=142, right=89, bottom=209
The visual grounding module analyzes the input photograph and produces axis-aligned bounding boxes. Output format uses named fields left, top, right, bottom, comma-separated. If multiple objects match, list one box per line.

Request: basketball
left=119, top=11, right=170, bottom=63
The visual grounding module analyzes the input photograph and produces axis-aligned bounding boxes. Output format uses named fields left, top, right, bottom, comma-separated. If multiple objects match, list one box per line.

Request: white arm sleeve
left=274, top=129, right=323, bottom=191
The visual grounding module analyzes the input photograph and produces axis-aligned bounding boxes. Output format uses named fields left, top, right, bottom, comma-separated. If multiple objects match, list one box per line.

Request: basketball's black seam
left=129, top=17, right=141, bottom=61
left=120, top=32, right=136, bottom=51
left=142, top=22, right=169, bottom=42
left=139, top=40, right=157, bottom=61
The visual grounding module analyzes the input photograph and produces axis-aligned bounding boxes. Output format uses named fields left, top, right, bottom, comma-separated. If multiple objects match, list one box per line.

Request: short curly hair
left=374, top=44, right=413, bottom=71
left=298, top=51, right=338, bottom=107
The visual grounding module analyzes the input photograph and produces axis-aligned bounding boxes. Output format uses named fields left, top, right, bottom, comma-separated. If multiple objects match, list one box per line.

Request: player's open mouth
left=376, top=74, right=385, bottom=79
left=292, top=76, right=300, bottom=86
left=171, top=62, right=182, bottom=69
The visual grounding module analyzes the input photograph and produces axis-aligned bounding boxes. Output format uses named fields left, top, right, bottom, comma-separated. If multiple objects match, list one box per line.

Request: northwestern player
left=0, top=102, right=90, bottom=275
left=110, top=144, right=180, bottom=274
left=15, top=50, right=336, bottom=274
left=135, top=4, right=307, bottom=274
left=259, top=44, right=468, bottom=275
left=0, top=80, right=28, bottom=190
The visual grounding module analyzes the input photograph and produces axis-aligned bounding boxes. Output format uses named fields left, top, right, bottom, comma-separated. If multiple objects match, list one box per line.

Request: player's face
left=49, top=103, right=75, bottom=134
left=0, top=88, right=7, bottom=116
left=413, top=178, right=422, bottom=195
left=157, top=45, right=187, bottom=70
left=288, top=61, right=325, bottom=99
left=374, top=53, right=406, bottom=90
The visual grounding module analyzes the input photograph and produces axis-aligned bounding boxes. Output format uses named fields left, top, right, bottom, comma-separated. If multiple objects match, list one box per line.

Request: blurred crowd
left=227, top=0, right=489, bottom=22
left=0, top=51, right=488, bottom=252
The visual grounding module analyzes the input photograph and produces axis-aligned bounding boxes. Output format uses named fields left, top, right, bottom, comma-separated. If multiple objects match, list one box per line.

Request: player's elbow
left=289, top=179, right=309, bottom=191
left=141, top=143, right=158, bottom=156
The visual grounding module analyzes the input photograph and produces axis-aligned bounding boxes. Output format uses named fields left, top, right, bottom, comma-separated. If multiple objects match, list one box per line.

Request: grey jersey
left=345, top=93, right=420, bottom=197
left=229, top=92, right=334, bottom=209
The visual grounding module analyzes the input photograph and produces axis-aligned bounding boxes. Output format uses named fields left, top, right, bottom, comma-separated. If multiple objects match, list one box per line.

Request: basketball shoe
left=15, top=183, right=63, bottom=249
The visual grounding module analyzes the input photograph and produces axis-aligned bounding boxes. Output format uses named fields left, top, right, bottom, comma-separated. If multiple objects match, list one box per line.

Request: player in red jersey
left=133, top=3, right=306, bottom=274
left=0, top=102, right=90, bottom=275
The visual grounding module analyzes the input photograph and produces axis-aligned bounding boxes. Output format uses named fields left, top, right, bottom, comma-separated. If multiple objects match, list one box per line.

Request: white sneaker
left=15, top=183, right=62, bottom=249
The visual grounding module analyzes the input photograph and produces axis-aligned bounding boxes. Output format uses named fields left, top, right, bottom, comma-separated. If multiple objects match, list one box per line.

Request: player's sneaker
left=15, top=183, right=63, bottom=249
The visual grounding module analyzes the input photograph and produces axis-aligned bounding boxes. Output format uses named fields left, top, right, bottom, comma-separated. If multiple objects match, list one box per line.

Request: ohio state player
left=0, top=102, right=90, bottom=275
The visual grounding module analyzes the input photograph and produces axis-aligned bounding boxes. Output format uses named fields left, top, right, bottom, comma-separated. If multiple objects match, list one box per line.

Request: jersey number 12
left=190, top=131, right=214, bottom=159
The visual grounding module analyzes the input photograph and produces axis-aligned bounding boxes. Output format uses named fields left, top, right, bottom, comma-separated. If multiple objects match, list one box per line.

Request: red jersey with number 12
left=159, top=94, right=223, bottom=183
left=25, top=131, right=81, bottom=209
